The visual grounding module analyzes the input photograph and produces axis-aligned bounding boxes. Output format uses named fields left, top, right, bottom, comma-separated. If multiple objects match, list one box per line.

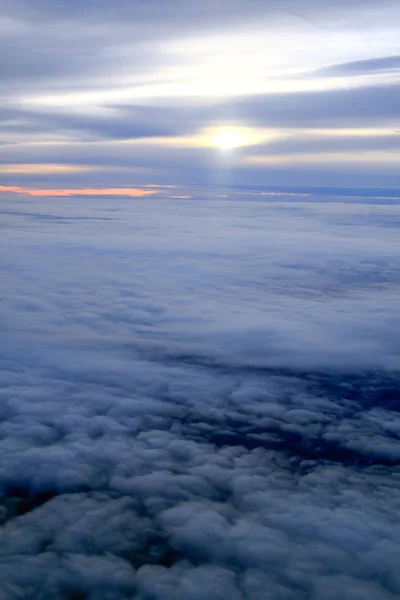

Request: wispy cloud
left=0, top=0, right=398, bottom=190
left=0, top=164, right=96, bottom=174
left=315, top=54, right=400, bottom=77
left=246, top=150, right=400, bottom=166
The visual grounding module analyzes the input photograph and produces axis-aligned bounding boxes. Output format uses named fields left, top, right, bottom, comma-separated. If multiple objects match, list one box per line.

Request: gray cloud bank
left=0, top=194, right=400, bottom=599
left=1, top=82, right=399, bottom=191
left=316, top=55, right=400, bottom=77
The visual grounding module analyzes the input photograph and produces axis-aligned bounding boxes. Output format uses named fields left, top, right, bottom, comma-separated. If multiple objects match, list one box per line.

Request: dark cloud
left=3, top=82, right=400, bottom=147
left=231, top=84, right=400, bottom=128
left=253, top=134, right=400, bottom=155
left=1, top=0, right=395, bottom=24
left=0, top=195, right=400, bottom=599
left=315, top=55, right=400, bottom=77
left=0, top=106, right=183, bottom=141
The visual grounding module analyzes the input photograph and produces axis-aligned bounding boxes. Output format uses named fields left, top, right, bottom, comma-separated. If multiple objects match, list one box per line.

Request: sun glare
left=210, top=127, right=249, bottom=150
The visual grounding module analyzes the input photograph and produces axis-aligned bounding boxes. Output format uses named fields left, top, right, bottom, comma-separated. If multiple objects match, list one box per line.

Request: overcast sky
left=0, top=0, right=399, bottom=196
left=1, top=4, right=400, bottom=597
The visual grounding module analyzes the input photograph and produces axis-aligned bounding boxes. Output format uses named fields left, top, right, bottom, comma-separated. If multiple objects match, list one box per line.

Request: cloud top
left=0, top=193, right=399, bottom=599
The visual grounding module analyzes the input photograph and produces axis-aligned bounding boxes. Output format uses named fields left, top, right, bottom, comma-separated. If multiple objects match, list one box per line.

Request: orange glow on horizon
left=0, top=164, right=95, bottom=175
left=0, top=185, right=158, bottom=198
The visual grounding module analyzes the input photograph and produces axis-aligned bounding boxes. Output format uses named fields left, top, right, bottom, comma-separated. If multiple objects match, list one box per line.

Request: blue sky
left=0, top=0, right=399, bottom=196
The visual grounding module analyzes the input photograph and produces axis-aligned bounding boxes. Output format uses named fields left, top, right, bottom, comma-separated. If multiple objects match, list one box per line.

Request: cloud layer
left=0, top=193, right=399, bottom=599
left=0, top=0, right=399, bottom=189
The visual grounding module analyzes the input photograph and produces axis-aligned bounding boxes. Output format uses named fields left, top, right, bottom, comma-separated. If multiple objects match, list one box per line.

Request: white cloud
left=0, top=194, right=399, bottom=599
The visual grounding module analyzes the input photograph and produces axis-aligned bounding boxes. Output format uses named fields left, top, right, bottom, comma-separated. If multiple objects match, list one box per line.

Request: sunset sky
left=0, top=0, right=399, bottom=197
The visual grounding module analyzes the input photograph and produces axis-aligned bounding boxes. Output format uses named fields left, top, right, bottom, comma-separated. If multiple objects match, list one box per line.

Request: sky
left=1, top=3, right=400, bottom=599
left=0, top=0, right=400, bottom=196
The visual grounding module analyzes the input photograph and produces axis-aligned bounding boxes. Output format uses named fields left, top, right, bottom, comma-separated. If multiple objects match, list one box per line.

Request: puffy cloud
left=0, top=194, right=399, bottom=598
